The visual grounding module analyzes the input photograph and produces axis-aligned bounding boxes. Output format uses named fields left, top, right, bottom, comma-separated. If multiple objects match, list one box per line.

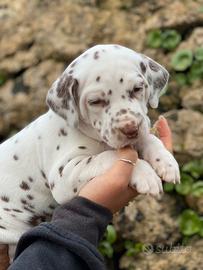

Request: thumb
left=154, top=115, right=173, bottom=152
left=107, top=147, right=138, bottom=183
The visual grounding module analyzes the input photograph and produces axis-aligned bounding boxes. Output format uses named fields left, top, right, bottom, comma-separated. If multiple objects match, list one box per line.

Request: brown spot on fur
left=96, top=76, right=100, bottom=82
left=41, top=170, right=47, bottom=180
left=28, top=177, right=34, bottom=183
left=149, top=60, right=160, bottom=72
left=27, top=194, right=34, bottom=200
left=12, top=209, right=23, bottom=213
left=140, top=62, right=146, bottom=73
left=94, top=51, right=99, bottom=59
left=21, top=199, right=27, bottom=204
left=59, top=166, right=64, bottom=177
left=59, top=128, right=67, bottom=136
left=120, top=78, right=123, bottom=83
left=108, top=89, right=112, bottom=95
left=86, top=157, right=92, bottom=164
left=73, top=188, right=77, bottom=193
left=56, top=145, right=60, bottom=150
left=13, top=155, right=18, bottom=160
left=78, top=146, right=86, bottom=149
left=121, top=109, right=127, bottom=114
left=20, top=181, right=30, bottom=190
left=1, top=196, right=9, bottom=202
left=50, top=182, right=55, bottom=190
left=3, top=208, right=10, bottom=212
left=45, top=182, right=49, bottom=189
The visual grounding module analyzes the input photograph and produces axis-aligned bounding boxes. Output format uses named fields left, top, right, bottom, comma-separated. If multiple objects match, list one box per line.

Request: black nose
left=119, top=123, right=139, bottom=138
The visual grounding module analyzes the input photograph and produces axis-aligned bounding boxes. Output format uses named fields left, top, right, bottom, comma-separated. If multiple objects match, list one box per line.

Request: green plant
left=171, top=49, right=193, bottom=71
left=124, top=241, right=144, bottom=256
left=182, top=159, right=203, bottom=179
left=161, top=30, right=181, bottom=50
left=146, top=30, right=162, bottom=48
left=147, top=29, right=181, bottom=51
left=179, top=209, right=203, bottom=237
left=99, top=225, right=117, bottom=258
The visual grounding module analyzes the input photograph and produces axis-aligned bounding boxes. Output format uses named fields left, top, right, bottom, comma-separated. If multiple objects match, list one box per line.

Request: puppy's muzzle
left=119, top=122, right=139, bottom=138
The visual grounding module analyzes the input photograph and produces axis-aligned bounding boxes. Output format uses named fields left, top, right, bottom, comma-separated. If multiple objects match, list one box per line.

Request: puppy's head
left=46, top=44, right=169, bottom=148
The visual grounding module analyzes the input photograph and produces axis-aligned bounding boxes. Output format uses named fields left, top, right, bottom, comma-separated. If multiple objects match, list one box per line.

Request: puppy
left=0, top=44, right=180, bottom=261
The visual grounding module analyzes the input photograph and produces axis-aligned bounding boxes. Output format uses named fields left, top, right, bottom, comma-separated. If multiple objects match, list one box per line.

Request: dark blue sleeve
left=9, top=197, right=113, bottom=270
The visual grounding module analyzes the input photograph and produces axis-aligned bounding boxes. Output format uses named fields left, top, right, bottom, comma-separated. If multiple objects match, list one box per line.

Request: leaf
left=99, top=241, right=114, bottom=258
left=191, top=181, right=203, bottom=197
left=182, top=160, right=203, bottom=179
left=147, top=30, right=162, bottom=48
left=179, top=209, right=201, bottom=236
left=171, top=49, right=193, bottom=71
left=161, top=30, right=181, bottom=50
left=106, top=225, right=117, bottom=244
left=164, top=182, right=175, bottom=192
left=175, top=173, right=193, bottom=195
left=194, top=47, right=203, bottom=60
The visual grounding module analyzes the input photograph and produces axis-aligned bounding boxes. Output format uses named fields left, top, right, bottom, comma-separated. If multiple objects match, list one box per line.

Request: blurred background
left=0, top=0, right=203, bottom=269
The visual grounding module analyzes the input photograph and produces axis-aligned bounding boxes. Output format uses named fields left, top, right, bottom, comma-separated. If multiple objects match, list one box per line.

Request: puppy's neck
left=78, top=120, right=101, bottom=142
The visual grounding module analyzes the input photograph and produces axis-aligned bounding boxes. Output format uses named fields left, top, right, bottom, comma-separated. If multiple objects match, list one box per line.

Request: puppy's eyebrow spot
left=108, top=89, right=112, bottom=95
left=156, top=158, right=160, bottom=162
left=96, top=76, right=100, bottom=82
left=78, top=146, right=87, bottom=149
left=94, top=51, right=99, bottom=59
left=120, top=78, right=123, bottom=83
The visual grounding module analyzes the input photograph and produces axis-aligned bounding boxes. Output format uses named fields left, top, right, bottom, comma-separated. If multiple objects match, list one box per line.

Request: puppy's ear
left=139, top=55, right=169, bottom=108
left=46, top=72, right=79, bottom=127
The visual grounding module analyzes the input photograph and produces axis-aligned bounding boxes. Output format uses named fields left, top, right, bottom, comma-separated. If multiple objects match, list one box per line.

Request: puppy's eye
left=133, top=86, right=142, bottom=92
left=88, top=99, right=107, bottom=106
left=129, top=86, right=143, bottom=98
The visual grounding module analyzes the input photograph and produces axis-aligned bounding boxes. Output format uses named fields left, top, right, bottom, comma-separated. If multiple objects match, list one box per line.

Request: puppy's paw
left=148, top=150, right=180, bottom=184
left=130, top=159, right=163, bottom=196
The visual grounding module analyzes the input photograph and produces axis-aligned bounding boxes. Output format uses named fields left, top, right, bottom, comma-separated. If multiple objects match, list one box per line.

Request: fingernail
left=158, top=115, right=165, bottom=120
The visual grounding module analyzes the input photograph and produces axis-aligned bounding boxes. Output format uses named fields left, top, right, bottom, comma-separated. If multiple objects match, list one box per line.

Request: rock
left=186, top=195, right=203, bottom=215
left=120, top=239, right=203, bottom=270
left=182, top=88, right=203, bottom=113
left=164, top=109, right=203, bottom=163
left=0, top=60, right=63, bottom=137
left=114, top=194, right=181, bottom=245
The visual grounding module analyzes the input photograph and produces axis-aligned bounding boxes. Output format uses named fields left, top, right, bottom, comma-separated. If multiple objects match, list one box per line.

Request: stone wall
left=1, top=0, right=203, bottom=269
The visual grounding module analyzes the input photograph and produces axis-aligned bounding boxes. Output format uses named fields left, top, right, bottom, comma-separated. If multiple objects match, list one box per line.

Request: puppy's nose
left=119, top=123, right=139, bottom=138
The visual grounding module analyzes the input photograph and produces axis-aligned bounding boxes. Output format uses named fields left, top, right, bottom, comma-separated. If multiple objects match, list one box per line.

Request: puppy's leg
left=48, top=149, right=163, bottom=204
left=0, top=244, right=10, bottom=270
left=138, top=134, right=180, bottom=184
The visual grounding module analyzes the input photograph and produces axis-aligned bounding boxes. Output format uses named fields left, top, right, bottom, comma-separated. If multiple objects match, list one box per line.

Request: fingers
left=108, top=147, right=138, bottom=182
left=154, top=115, right=173, bottom=152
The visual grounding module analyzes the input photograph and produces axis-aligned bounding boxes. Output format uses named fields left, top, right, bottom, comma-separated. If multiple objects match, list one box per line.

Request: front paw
left=148, top=151, right=180, bottom=184
left=130, top=159, right=163, bottom=196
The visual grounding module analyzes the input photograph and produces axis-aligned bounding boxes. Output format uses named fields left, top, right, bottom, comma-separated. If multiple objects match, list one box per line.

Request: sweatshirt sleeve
left=9, top=196, right=113, bottom=270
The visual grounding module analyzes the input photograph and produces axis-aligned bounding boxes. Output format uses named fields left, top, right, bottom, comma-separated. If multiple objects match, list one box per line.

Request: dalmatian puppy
left=0, top=44, right=180, bottom=261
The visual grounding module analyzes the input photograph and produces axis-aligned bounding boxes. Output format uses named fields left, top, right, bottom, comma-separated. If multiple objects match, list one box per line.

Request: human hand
left=79, top=115, right=173, bottom=213
left=79, top=147, right=138, bottom=213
